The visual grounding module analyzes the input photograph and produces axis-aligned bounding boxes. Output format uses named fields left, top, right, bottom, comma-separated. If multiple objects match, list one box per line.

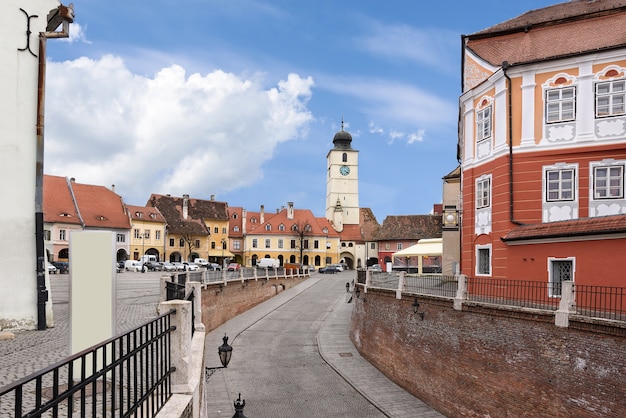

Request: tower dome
left=333, top=119, right=352, bottom=149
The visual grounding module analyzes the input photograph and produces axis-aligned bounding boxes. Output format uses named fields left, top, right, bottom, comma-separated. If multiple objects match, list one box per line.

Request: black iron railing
left=0, top=310, right=176, bottom=417
left=165, top=281, right=185, bottom=301
left=467, top=277, right=561, bottom=311
left=575, top=284, right=626, bottom=321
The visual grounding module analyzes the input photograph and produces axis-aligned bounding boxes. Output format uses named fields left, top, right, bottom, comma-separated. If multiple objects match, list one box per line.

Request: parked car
left=172, top=262, right=186, bottom=271
left=183, top=262, right=199, bottom=271
left=124, top=260, right=143, bottom=272
left=207, top=263, right=221, bottom=271
left=308, top=265, right=316, bottom=272
left=161, top=262, right=177, bottom=272
left=53, top=261, right=69, bottom=274
left=333, top=264, right=344, bottom=272
left=319, top=265, right=338, bottom=274
left=46, top=262, right=57, bottom=273
left=227, top=263, right=241, bottom=271
left=116, top=261, right=124, bottom=273
left=370, top=264, right=382, bottom=272
left=144, top=261, right=163, bottom=271
left=193, top=258, right=210, bottom=268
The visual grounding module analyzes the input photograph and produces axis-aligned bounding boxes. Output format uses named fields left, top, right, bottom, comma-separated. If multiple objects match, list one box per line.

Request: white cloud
left=61, top=22, right=90, bottom=44
left=407, top=130, right=425, bottom=144
left=44, top=55, right=314, bottom=203
left=368, top=121, right=383, bottom=135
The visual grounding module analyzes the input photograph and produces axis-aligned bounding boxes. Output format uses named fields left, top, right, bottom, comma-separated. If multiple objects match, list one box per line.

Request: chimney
left=183, top=194, right=189, bottom=219
left=242, top=209, right=247, bottom=234
left=260, top=205, right=265, bottom=224
left=287, top=202, right=294, bottom=220
left=111, top=184, right=115, bottom=193
left=211, top=194, right=215, bottom=201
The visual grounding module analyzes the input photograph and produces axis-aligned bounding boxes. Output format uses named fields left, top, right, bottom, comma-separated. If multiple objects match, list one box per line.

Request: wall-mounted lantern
left=443, top=205, right=460, bottom=231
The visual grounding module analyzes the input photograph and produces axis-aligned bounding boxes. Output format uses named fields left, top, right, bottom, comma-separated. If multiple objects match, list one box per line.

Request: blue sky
left=44, top=0, right=560, bottom=221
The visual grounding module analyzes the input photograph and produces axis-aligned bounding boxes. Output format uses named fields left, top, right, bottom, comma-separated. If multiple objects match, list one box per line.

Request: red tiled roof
left=467, top=0, right=626, bottom=67
left=147, top=194, right=228, bottom=236
left=43, top=175, right=82, bottom=225
left=71, top=181, right=131, bottom=229
left=340, top=224, right=364, bottom=242
left=248, top=207, right=327, bottom=236
left=126, top=204, right=165, bottom=223
left=375, top=215, right=442, bottom=241
left=502, top=215, right=626, bottom=242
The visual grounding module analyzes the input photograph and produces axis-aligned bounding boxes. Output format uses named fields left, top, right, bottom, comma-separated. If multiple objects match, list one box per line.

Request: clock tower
left=326, top=122, right=359, bottom=231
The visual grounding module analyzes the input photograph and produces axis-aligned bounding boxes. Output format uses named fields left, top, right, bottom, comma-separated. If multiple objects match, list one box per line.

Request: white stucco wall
left=0, top=0, right=60, bottom=330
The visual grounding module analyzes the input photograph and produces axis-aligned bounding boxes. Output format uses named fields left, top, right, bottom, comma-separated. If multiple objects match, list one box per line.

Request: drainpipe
left=502, top=61, right=525, bottom=226
left=35, top=5, right=74, bottom=330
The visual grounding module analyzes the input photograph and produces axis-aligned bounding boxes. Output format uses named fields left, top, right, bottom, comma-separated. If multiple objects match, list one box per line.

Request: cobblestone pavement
left=1, top=271, right=445, bottom=418
left=0, top=273, right=161, bottom=389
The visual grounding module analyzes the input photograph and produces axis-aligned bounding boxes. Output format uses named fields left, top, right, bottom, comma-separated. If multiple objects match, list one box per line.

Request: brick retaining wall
left=200, top=277, right=308, bottom=333
left=350, top=288, right=626, bottom=417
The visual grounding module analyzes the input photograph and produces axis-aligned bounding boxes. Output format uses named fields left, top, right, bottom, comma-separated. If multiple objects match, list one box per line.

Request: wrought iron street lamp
left=218, top=334, right=233, bottom=368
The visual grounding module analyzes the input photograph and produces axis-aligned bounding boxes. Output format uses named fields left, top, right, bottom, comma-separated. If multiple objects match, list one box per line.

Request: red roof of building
left=467, top=0, right=626, bottom=67
left=43, top=175, right=82, bottom=225
left=71, top=180, right=131, bottom=229
left=502, top=215, right=626, bottom=242
left=126, top=204, right=165, bottom=224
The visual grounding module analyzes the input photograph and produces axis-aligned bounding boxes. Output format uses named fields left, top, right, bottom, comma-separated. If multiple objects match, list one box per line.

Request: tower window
left=342, top=153, right=347, bottom=162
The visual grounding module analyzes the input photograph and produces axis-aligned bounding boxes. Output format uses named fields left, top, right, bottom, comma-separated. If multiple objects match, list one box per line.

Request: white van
left=257, top=258, right=280, bottom=269
left=193, top=258, right=209, bottom=267
left=124, top=260, right=143, bottom=272
left=139, top=255, right=157, bottom=264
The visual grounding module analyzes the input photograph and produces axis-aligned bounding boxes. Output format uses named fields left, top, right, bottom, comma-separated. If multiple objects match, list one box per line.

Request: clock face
left=340, top=165, right=350, bottom=176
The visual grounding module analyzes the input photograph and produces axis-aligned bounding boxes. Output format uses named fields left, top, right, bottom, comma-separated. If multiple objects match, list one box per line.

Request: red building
left=459, top=0, right=626, bottom=290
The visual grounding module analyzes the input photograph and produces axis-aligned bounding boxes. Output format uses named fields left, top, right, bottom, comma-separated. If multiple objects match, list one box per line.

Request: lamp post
left=206, top=333, right=234, bottom=381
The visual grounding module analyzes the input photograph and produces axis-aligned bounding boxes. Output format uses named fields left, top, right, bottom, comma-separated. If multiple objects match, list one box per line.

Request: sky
left=44, top=0, right=561, bottom=222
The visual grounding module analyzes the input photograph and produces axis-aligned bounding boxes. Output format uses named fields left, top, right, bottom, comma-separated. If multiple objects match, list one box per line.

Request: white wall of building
left=0, top=0, right=60, bottom=330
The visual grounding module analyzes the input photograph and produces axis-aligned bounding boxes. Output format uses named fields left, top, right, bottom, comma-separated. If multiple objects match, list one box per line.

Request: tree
left=291, top=220, right=313, bottom=264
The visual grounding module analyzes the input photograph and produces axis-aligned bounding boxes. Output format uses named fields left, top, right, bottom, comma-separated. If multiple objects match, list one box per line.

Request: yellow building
left=243, top=202, right=341, bottom=267
left=147, top=194, right=228, bottom=263
left=127, top=205, right=167, bottom=261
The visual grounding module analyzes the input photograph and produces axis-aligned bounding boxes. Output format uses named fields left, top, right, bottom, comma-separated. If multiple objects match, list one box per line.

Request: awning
left=392, top=238, right=442, bottom=257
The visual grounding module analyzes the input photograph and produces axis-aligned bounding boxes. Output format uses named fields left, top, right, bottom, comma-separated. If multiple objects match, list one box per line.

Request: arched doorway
left=117, top=248, right=128, bottom=262
left=169, top=252, right=183, bottom=263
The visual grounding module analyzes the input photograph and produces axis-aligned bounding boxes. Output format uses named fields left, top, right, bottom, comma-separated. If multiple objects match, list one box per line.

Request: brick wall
left=200, top=277, right=308, bottom=332
left=350, top=288, right=626, bottom=417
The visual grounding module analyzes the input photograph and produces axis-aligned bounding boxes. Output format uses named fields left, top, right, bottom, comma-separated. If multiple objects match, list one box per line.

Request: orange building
left=459, top=0, right=626, bottom=291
